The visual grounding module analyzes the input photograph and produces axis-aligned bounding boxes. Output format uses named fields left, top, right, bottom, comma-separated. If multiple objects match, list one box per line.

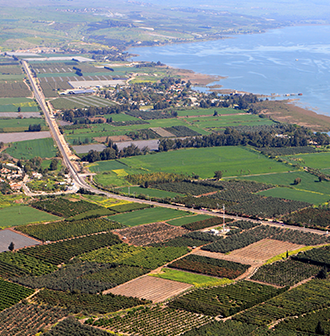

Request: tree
left=315, top=321, right=325, bottom=335
left=213, top=110, right=218, bottom=116
left=214, top=171, right=223, bottom=180
left=8, top=242, right=14, bottom=252
left=49, top=159, right=58, bottom=171
left=294, top=177, right=301, bottom=185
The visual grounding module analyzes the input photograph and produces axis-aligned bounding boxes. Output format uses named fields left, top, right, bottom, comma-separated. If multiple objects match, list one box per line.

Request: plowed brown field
left=105, top=276, right=192, bottom=303
left=116, top=222, right=188, bottom=246
left=193, top=239, right=304, bottom=265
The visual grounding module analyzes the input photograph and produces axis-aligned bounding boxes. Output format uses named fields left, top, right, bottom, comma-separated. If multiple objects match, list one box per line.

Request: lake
left=129, top=25, right=330, bottom=116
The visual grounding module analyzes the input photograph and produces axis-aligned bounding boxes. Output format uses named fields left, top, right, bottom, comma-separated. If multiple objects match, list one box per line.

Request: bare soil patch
left=150, top=127, right=175, bottom=138
left=115, top=222, right=188, bottom=246
left=94, top=135, right=132, bottom=143
left=106, top=276, right=192, bottom=303
left=193, top=239, right=304, bottom=265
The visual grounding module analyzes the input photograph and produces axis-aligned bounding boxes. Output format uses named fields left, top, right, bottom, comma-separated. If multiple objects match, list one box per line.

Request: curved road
left=22, top=60, right=328, bottom=237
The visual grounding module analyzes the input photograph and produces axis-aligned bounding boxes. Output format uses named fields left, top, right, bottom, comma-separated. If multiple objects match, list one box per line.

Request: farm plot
left=107, top=276, right=193, bottom=303
left=45, top=317, right=113, bottom=336
left=80, top=243, right=189, bottom=270
left=5, top=138, right=57, bottom=160
left=168, top=254, right=249, bottom=279
left=0, top=117, right=47, bottom=132
left=198, top=239, right=304, bottom=266
left=120, top=146, right=292, bottom=179
left=0, top=303, right=69, bottom=336
left=0, top=278, right=34, bottom=311
left=108, top=202, right=151, bottom=213
left=282, top=208, right=330, bottom=230
left=20, top=232, right=121, bottom=265
left=108, top=207, right=190, bottom=227
left=166, top=214, right=213, bottom=227
left=293, top=245, right=330, bottom=268
left=0, top=82, right=31, bottom=97
left=31, top=198, right=106, bottom=218
left=151, top=268, right=233, bottom=288
left=118, top=186, right=182, bottom=198
left=12, top=262, right=128, bottom=294
left=234, top=279, right=330, bottom=326
left=34, top=288, right=149, bottom=314
left=16, top=218, right=122, bottom=242
left=251, top=259, right=321, bottom=287
left=169, top=280, right=286, bottom=317
left=115, top=222, right=188, bottom=246
left=275, top=307, right=330, bottom=335
left=202, top=225, right=329, bottom=254
left=180, top=216, right=229, bottom=231
left=285, top=152, right=330, bottom=169
left=258, top=187, right=330, bottom=205
left=87, top=305, right=213, bottom=336
left=0, top=205, right=59, bottom=228
left=0, top=251, right=57, bottom=278
left=153, top=231, right=221, bottom=249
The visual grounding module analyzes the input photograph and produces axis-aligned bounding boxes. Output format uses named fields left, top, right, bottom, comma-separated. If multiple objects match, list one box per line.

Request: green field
left=118, top=186, right=182, bottom=198
left=166, top=214, right=212, bottom=226
left=51, top=95, right=117, bottom=110
left=285, top=152, right=330, bottom=169
left=150, top=268, right=233, bottom=287
left=108, top=207, right=190, bottom=227
left=0, top=206, right=59, bottom=228
left=177, top=107, right=244, bottom=117
left=5, top=138, right=57, bottom=159
left=117, top=147, right=292, bottom=178
left=239, top=171, right=330, bottom=198
left=0, top=118, right=46, bottom=132
left=258, top=187, right=329, bottom=205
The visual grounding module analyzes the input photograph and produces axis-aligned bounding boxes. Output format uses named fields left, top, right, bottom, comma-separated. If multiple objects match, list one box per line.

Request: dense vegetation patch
left=31, top=198, right=105, bottom=218
left=34, top=288, right=149, bottom=314
left=20, top=232, right=121, bottom=265
left=293, top=245, right=330, bottom=268
left=168, top=254, right=249, bottom=279
left=169, top=281, right=286, bottom=317
left=0, top=278, right=34, bottom=311
left=202, top=225, right=329, bottom=253
left=16, top=218, right=122, bottom=241
left=251, top=259, right=321, bottom=286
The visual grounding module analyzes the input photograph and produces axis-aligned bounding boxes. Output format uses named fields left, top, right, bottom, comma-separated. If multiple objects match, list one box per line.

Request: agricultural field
left=180, top=216, right=229, bottom=231
left=20, top=232, right=121, bottom=265
left=282, top=207, right=330, bottom=229
left=177, top=107, right=243, bottom=117
left=285, top=152, right=330, bottom=169
left=115, top=222, right=188, bottom=246
left=118, top=186, right=182, bottom=198
left=251, top=259, right=321, bottom=286
left=0, top=97, right=39, bottom=112
left=0, top=252, right=57, bottom=277
left=293, top=245, right=330, bottom=268
left=108, top=202, right=151, bottom=213
left=108, top=276, right=193, bottom=303
left=31, top=198, right=106, bottom=218
left=119, top=146, right=291, bottom=179
left=0, top=118, right=47, bottom=133
left=168, top=254, right=250, bottom=279
left=80, top=243, right=189, bottom=269
left=0, top=303, right=68, bottom=336
left=151, top=268, right=233, bottom=287
left=0, top=82, right=31, bottom=98
left=51, top=95, right=117, bottom=110
left=34, top=288, right=149, bottom=314
left=16, top=218, right=122, bottom=242
left=5, top=138, right=57, bottom=160
left=234, top=279, right=330, bottom=326
left=108, top=207, right=190, bottom=227
left=45, top=317, right=114, bottom=336
left=166, top=214, right=213, bottom=227
left=202, top=225, right=328, bottom=254
left=257, top=186, right=330, bottom=205
left=87, top=305, right=213, bottom=336
left=0, top=205, right=59, bottom=228
left=169, top=280, right=286, bottom=317
left=0, top=278, right=34, bottom=311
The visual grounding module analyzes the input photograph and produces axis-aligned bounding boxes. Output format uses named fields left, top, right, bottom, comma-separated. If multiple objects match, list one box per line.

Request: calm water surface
left=129, top=25, right=330, bottom=116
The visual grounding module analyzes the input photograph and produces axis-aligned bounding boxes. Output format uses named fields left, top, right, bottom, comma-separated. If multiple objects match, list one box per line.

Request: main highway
left=22, top=60, right=329, bottom=236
